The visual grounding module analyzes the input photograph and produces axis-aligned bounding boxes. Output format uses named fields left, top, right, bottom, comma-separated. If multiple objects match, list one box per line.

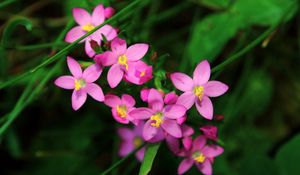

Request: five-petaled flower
left=65, top=4, right=117, bottom=57
left=171, top=60, right=228, bottom=120
left=54, top=56, right=104, bottom=110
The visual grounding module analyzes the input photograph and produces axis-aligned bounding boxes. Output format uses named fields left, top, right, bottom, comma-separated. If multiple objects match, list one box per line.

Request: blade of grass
left=0, top=0, right=17, bottom=9
left=138, top=143, right=161, bottom=175
left=5, top=42, right=67, bottom=51
left=0, top=0, right=142, bottom=89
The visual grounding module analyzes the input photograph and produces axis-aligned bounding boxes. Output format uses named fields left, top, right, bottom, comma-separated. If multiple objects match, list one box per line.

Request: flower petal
left=107, top=64, right=124, bottom=88
left=67, top=56, right=82, bottom=78
left=94, top=51, right=118, bottom=66
left=178, top=158, right=194, bottom=175
left=176, top=92, right=196, bottom=110
left=140, top=88, right=150, bottom=102
left=163, top=104, right=187, bottom=119
left=170, top=73, right=194, bottom=92
left=65, top=26, right=85, bottom=43
left=111, top=38, right=127, bottom=56
left=148, top=89, right=164, bottom=112
left=119, top=141, right=134, bottom=157
left=82, top=64, right=102, bottom=83
left=129, top=108, right=153, bottom=120
left=112, top=108, right=130, bottom=124
left=196, top=96, right=213, bottom=120
left=196, top=160, right=212, bottom=175
left=135, top=147, right=145, bottom=162
left=148, top=128, right=165, bottom=143
left=71, top=89, right=87, bottom=111
left=104, top=7, right=115, bottom=18
left=104, top=94, right=121, bottom=108
left=125, top=43, right=149, bottom=61
left=161, top=119, right=182, bottom=138
left=166, top=135, right=180, bottom=154
left=204, top=81, right=229, bottom=97
left=192, top=136, right=206, bottom=152
left=91, top=4, right=105, bottom=26
left=72, top=8, right=91, bottom=26
left=96, top=25, right=117, bottom=41
left=85, top=83, right=104, bottom=102
left=182, top=125, right=194, bottom=137
left=202, top=145, right=224, bottom=158
left=54, top=76, right=75, bottom=89
left=121, top=94, right=135, bottom=107
left=164, top=92, right=178, bottom=105
left=183, top=137, right=193, bottom=150
left=193, top=60, right=211, bottom=85
left=143, top=120, right=159, bottom=141
left=85, top=39, right=98, bottom=58
left=117, top=127, right=134, bottom=141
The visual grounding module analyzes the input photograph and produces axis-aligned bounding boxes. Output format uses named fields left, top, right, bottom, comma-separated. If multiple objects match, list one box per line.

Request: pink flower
left=65, top=4, right=117, bottom=57
left=124, top=60, right=153, bottom=85
left=200, top=125, right=218, bottom=141
left=104, top=94, right=137, bottom=124
left=104, top=7, right=115, bottom=18
left=117, top=122, right=145, bottom=161
left=55, top=56, right=104, bottom=110
left=170, top=60, right=228, bottom=120
left=129, top=89, right=187, bottom=142
left=94, top=38, right=149, bottom=88
left=177, top=136, right=224, bottom=175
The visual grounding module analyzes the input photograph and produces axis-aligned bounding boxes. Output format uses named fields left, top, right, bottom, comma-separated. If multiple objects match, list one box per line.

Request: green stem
left=0, top=0, right=16, bottom=8
left=5, top=42, right=66, bottom=51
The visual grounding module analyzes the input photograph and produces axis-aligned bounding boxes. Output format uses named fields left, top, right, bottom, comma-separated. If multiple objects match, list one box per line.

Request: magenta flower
left=117, top=122, right=145, bottom=161
left=104, top=7, right=115, bottom=18
left=200, top=125, right=218, bottom=141
left=94, top=38, right=149, bottom=88
left=170, top=60, right=228, bottom=120
left=55, top=56, right=104, bottom=110
left=104, top=94, right=137, bottom=124
left=65, top=4, right=117, bottom=57
left=177, top=136, right=224, bottom=175
left=124, top=60, right=153, bottom=85
left=129, top=89, right=187, bottom=141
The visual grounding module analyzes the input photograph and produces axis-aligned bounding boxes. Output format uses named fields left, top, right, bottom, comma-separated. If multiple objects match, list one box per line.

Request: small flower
left=55, top=56, right=104, bottom=110
left=65, top=4, right=117, bottom=57
left=200, top=125, right=218, bottom=141
left=177, top=136, right=224, bottom=175
left=104, top=7, right=115, bottom=18
left=94, top=38, right=149, bottom=88
left=104, top=94, right=137, bottom=124
left=129, top=89, right=187, bottom=142
left=117, top=122, right=146, bottom=161
left=170, top=60, right=228, bottom=120
left=124, top=60, right=153, bottom=85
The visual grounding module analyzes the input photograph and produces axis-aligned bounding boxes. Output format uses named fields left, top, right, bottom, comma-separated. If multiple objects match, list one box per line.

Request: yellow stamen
left=116, top=105, right=127, bottom=118
left=74, top=79, right=86, bottom=91
left=118, top=54, right=129, bottom=70
left=193, top=152, right=206, bottom=163
left=82, top=24, right=95, bottom=32
left=140, top=71, right=146, bottom=77
left=193, top=86, right=204, bottom=101
left=133, top=137, right=142, bottom=147
left=150, top=112, right=163, bottom=128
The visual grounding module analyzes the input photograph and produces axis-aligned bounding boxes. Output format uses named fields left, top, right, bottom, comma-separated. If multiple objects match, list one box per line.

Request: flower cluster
left=55, top=4, right=229, bottom=175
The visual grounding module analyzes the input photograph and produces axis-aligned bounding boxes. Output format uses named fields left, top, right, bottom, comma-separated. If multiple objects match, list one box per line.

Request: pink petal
left=176, top=92, right=196, bottom=110
left=65, top=26, right=85, bottom=43
left=85, top=83, right=104, bottom=102
left=94, top=51, right=118, bottom=66
left=91, top=4, right=105, bottom=26
left=96, top=25, right=117, bottom=41
left=107, top=64, right=124, bottom=88
left=204, top=81, right=228, bottom=97
left=104, top=7, right=115, bottom=18
left=72, top=8, right=91, bottom=26
left=177, top=115, right=187, bottom=125
left=178, top=158, right=194, bottom=175
left=111, top=38, right=127, bottom=56
left=170, top=73, right=194, bottom=92
left=129, top=108, right=153, bottom=120
left=161, top=119, right=182, bottom=138
left=140, top=88, right=150, bottom=102
left=164, top=92, right=178, bottom=105
left=135, top=147, right=145, bottom=162
left=148, top=128, right=165, bottom=143
left=71, top=89, right=87, bottom=111
left=163, top=104, right=187, bottom=119
left=193, top=60, right=211, bottom=85
left=166, top=135, right=180, bottom=154
left=202, top=145, right=224, bottom=158
left=143, top=120, right=159, bottom=141
left=54, top=76, right=75, bottom=89
left=182, top=125, right=194, bottom=137
left=134, top=122, right=145, bottom=137
left=67, top=56, right=82, bottom=78
left=82, top=64, right=102, bottom=83
left=196, top=160, right=212, bottom=175
left=183, top=137, right=193, bottom=150
left=121, top=94, right=135, bottom=107
left=192, top=136, right=206, bottom=152
left=112, top=108, right=130, bottom=124
left=85, top=39, right=98, bottom=58
left=195, top=96, right=213, bottom=120
left=148, top=89, right=164, bottom=112
left=119, top=141, right=134, bottom=157
left=104, top=94, right=121, bottom=108
left=117, top=127, right=134, bottom=141
left=125, top=43, right=149, bottom=61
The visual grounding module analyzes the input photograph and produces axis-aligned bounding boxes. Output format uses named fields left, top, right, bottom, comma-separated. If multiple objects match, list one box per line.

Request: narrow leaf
left=139, top=143, right=161, bottom=175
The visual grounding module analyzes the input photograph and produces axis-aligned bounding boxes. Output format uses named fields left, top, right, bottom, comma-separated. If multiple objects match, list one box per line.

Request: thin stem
left=5, top=42, right=66, bottom=51
left=0, top=0, right=16, bottom=9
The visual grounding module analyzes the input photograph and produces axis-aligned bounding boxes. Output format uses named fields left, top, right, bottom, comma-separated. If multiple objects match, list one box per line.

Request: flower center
left=193, top=151, right=206, bottom=163
left=116, top=105, right=127, bottom=118
left=150, top=112, right=163, bottom=128
left=193, top=86, right=204, bottom=101
left=140, top=71, right=146, bottom=77
left=133, top=137, right=142, bottom=148
left=118, top=54, right=129, bottom=70
left=82, top=24, right=95, bottom=32
left=74, top=79, right=86, bottom=91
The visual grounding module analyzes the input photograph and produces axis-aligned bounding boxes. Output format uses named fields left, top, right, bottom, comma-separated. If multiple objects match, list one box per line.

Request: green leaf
left=275, top=134, right=300, bottom=175
left=193, top=0, right=231, bottom=9
left=139, top=143, right=161, bottom=175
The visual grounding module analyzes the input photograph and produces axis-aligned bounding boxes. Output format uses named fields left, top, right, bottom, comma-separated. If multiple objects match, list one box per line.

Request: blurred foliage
left=0, top=0, right=299, bottom=174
